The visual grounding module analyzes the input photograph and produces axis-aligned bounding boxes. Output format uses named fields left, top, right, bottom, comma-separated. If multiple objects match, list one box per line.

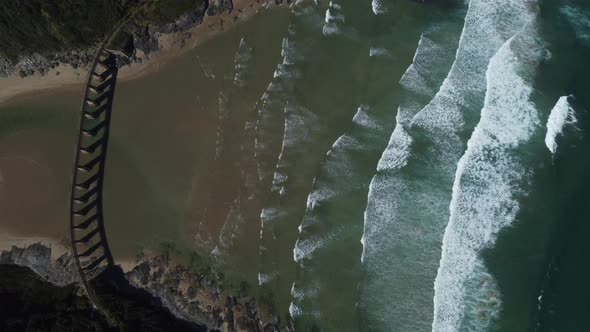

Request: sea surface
left=0, top=0, right=589, bottom=331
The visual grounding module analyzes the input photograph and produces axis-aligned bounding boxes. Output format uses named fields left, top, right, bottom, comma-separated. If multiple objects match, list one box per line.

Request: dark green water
left=488, top=1, right=590, bottom=330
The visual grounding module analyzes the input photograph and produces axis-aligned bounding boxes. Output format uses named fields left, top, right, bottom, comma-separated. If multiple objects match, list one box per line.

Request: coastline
left=0, top=0, right=288, bottom=276
left=0, top=232, right=70, bottom=260
left=0, top=243, right=288, bottom=331
left=0, top=1, right=292, bottom=329
left=0, top=0, right=285, bottom=107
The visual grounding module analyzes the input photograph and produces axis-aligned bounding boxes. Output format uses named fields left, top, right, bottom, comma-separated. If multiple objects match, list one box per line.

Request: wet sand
left=0, top=4, right=292, bottom=267
left=0, top=97, right=78, bottom=253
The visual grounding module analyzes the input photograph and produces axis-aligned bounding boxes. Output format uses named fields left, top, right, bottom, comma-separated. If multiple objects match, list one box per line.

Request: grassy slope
left=0, top=0, right=207, bottom=61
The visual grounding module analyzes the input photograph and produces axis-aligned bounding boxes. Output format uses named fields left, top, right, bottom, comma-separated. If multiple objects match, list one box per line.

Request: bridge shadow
left=90, top=265, right=210, bottom=332
left=0, top=264, right=211, bottom=331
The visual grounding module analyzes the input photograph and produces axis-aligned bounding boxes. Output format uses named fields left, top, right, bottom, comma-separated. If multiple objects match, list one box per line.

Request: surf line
left=432, top=5, right=544, bottom=330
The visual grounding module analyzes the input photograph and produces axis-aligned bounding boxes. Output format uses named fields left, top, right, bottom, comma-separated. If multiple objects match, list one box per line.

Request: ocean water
left=1, top=0, right=589, bottom=331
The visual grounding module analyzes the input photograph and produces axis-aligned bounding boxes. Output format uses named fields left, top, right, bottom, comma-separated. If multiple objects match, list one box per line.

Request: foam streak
left=433, top=10, right=542, bottom=330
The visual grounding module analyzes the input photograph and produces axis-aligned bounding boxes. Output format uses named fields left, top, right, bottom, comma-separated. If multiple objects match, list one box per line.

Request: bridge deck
left=69, top=48, right=118, bottom=302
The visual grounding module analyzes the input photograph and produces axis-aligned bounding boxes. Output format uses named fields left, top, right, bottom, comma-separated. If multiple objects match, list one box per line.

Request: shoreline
left=0, top=0, right=288, bottom=261
left=0, top=232, right=70, bottom=261
left=0, top=2, right=293, bottom=329
left=0, top=0, right=285, bottom=107
left=0, top=242, right=288, bottom=331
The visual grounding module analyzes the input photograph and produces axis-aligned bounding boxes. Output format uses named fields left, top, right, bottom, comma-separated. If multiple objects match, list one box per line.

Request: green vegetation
left=154, top=241, right=284, bottom=320
left=0, top=0, right=129, bottom=60
left=137, top=0, right=206, bottom=26
left=0, top=0, right=207, bottom=61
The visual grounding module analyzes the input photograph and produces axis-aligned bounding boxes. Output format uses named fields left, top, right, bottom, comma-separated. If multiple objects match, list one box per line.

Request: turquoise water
left=1, top=0, right=590, bottom=331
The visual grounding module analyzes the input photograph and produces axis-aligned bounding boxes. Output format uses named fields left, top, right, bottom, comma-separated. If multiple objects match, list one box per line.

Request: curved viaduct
left=69, top=46, right=119, bottom=303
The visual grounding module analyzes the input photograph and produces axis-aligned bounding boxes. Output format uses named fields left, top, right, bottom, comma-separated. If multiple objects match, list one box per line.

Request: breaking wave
left=361, top=0, right=540, bottom=330
left=545, top=95, right=577, bottom=154
left=432, top=6, right=544, bottom=330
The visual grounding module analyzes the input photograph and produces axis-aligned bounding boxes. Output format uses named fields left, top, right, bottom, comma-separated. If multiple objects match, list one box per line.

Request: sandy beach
left=0, top=0, right=287, bottom=259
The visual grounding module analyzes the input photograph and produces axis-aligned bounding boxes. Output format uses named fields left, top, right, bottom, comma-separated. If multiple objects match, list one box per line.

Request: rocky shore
left=126, top=252, right=289, bottom=332
left=0, top=0, right=293, bottom=105
left=0, top=243, right=289, bottom=332
left=0, top=242, right=78, bottom=286
left=0, top=1, right=295, bottom=330
left=0, top=0, right=233, bottom=78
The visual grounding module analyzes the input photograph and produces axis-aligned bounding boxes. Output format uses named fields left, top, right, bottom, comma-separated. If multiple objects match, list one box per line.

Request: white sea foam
left=376, top=111, right=413, bottom=171
left=254, top=95, right=283, bottom=183
left=412, top=35, right=442, bottom=73
left=271, top=103, right=320, bottom=192
left=360, top=174, right=408, bottom=264
left=328, top=1, right=341, bottom=10
left=260, top=208, right=287, bottom=226
left=257, top=3, right=325, bottom=291
left=325, top=152, right=355, bottom=178
left=210, top=199, right=244, bottom=258
left=290, top=102, right=388, bottom=321
left=323, top=24, right=342, bottom=37
left=545, top=96, right=576, bottom=154
left=411, top=0, right=536, bottom=137
left=375, top=34, right=446, bottom=173
left=324, top=8, right=344, bottom=24
left=233, top=38, right=252, bottom=87
left=375, top=31, right=454, bottom=174
left=289, top=303, right=302, bottom=317
left=293, top=230, right=336, bottom=262
left=399, top=64, right=436, bottom=97
left=369, top=47, right=392, bottom=58
left=306, top=186, right=337, bottom=210
left=297, top=214, right=321, bottom=234
left=371, top=0, right=387, bottom=15
left=258, top=272, right=273, bottom=285
left=360, top=30, right=455, bottom=261
left=281, top=37, right=306, bottom=65
left=331, top=133, right=363, bottom=151
left=255, top=32, right=307, bottom=185
left=352, top=105, right=381, bottom=130
left=322, top=0, right=349, bottom=37
left=361, top=0, right=538, bottom=330
left=433, top=11, right=542, bottom=331
left=291, top=282, right=319, bottom=300
left=274, top=63, right=301, bottom=80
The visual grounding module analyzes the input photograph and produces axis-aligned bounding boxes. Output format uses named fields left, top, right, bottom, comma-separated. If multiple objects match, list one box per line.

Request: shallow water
left=1, top=0, right=589, bottom=331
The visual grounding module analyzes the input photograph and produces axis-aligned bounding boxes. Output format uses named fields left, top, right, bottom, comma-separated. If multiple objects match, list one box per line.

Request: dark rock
left=133, top=25, right=160, bottom=56
left=187, top=286, right=197, bottom=298
left=0, top=264, right=114, bottom=332
left=0, top=243, right=77, bottom=286
left=207, top=0, right=233, bottom=16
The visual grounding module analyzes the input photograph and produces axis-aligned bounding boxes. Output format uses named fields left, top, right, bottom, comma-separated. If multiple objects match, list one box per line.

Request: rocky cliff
left=0, top=0, right=234, bottom=77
